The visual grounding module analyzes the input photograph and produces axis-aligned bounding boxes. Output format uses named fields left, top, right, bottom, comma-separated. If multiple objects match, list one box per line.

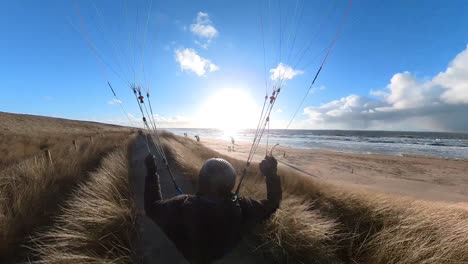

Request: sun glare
left=198, top=88, right=259, bottom=135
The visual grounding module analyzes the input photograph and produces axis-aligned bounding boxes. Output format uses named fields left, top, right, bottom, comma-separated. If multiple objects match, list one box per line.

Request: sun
left=197, top=88, right=259, bottom=134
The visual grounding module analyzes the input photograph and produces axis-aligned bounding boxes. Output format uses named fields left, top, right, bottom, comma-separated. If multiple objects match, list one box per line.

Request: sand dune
left=163, top=133, right=468, bottom=263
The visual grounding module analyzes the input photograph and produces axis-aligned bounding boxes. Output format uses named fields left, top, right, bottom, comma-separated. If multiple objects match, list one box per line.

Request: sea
left=166, top=128, right=468, bottom=160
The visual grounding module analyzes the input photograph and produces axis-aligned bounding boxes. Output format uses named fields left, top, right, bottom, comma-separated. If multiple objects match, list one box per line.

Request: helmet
left=198, top=158, right=236, bottom=197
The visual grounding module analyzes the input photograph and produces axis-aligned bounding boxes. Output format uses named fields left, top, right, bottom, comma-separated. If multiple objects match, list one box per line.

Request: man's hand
left=145, top=154, right=157, bottom=174
left=259, top=156, right=278, bottom=177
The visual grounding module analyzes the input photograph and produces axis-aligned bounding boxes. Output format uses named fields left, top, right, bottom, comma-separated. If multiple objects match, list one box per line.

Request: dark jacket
left=144, top=166, right=282, bottom=263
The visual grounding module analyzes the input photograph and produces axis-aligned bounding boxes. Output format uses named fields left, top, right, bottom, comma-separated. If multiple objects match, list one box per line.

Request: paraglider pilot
left=144, top=155, right=282, bottom=263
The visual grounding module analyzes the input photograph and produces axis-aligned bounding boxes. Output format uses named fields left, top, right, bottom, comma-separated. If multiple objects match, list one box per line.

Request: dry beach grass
left=0, top=112, right=135, bottom=262
left=0, top=111, right=130, bottom=167
left=29, top=148, right=136, bottom=264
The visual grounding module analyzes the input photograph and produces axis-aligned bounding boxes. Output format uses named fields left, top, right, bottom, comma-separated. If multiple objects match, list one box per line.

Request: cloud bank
left=174, top=48, right=219, bottom=76
left=152, top=114, right=193, bottom=128
left=302, top=46, right=468, bottom=132
left=101, top=113, right=194, bottom=128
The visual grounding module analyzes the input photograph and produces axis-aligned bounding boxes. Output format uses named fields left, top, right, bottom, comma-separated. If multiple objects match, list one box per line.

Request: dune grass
left=159, top=131, right=468, bottom=264
left=280, top=173, right=468, bottom=264
left=0, top=133, right=133, bottom=262
left=0, top=112, right=133, bottom=167
left=29, top=147, right=136, bottom=264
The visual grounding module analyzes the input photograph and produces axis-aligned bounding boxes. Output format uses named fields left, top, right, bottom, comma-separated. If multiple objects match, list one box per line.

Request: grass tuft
left=0, top=133, right=133, bottom=262
left=29, top=148, right=136, bottom=264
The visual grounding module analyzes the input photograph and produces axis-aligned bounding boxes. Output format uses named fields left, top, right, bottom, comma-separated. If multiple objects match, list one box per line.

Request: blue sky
left=1, top=0, right=468, bottom=131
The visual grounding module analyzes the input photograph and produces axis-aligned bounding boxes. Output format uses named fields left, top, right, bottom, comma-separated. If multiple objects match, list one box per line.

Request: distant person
left=144, top=155, right=282, bottom=263
left=195, top=135, right=200, bottom=142
left=184, top=132, right=188, bottom=137
left=230, top=137, right=235, bottom=152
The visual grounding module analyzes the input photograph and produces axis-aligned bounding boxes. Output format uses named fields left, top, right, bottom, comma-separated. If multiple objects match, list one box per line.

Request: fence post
left=44, top=149, right=53, bottom=165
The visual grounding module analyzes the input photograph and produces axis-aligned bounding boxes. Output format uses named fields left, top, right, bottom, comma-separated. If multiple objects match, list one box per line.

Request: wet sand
left=200, top=138, right=468, bottom=203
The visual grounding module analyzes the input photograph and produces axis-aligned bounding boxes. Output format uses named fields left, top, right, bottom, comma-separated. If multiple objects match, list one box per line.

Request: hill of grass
left=0, top=112, right=135, bottom=262
left=0, top=111, right=131, bottom=167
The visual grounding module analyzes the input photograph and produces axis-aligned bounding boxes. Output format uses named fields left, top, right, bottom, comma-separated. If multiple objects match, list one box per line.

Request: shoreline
left=234, top=138, right=468, bottom=161
left=197, top=137, right=468, bottom=203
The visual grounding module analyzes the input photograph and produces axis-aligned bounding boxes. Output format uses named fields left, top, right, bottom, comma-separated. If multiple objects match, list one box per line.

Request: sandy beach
left=200, top=137, right=468, bottom=203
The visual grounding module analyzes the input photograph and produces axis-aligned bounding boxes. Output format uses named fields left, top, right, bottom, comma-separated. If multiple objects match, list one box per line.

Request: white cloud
left=434, top=47, right=468, bottom=104
left=174, top=48, right=219, bottom=76
left=107, top=99, right=122, bottom=105
left=270, top=63, right=303, bottom=81
left=190, top=12, right=218, bottom=48
left=299, top=46, right=468, bottom=132
left=275, top=108, right=283, bottom=113
left=309, top=85, right=326, bottom=94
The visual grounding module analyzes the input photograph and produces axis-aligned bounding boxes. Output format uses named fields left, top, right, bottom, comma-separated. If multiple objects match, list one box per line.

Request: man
left=144, top=155, right=282, bottom=263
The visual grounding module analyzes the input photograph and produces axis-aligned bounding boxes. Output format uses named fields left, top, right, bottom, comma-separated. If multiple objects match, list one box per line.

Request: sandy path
left=200, top=138, right=468, bottom=203
left=130, top=135, right=188, bottom=263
